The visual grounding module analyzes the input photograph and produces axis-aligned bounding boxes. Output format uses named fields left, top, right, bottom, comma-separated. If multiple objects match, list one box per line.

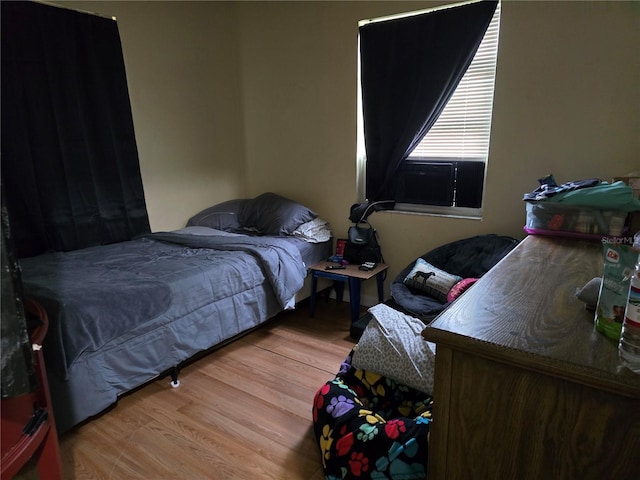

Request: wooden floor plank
left=14, top=299, right=357, bottom=479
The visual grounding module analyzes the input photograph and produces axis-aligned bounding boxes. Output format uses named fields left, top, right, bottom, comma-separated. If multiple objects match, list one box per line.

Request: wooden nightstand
left=308, top=261, right=388, bottom=323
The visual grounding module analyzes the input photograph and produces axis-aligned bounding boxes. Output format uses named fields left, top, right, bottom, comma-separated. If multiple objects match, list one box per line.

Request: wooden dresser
left=422, top=235, right=640, bottom=479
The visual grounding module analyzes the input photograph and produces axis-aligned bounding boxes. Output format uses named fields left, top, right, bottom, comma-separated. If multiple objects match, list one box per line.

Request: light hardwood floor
left=17, top=298, right=358, bottom=480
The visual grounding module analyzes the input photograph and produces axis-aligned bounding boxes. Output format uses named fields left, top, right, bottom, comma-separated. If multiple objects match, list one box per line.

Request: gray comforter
left=19, top=233, right=307, bottom=380
left=148, top=231, right=307, bottom=305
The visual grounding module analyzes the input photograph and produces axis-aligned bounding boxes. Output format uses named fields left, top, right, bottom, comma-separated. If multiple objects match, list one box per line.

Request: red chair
left=1, top=299, right=63, bottom=480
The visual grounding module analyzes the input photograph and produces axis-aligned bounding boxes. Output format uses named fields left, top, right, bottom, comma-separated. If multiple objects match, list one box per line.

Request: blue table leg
left=348, top=278, right=362, bottom=324
left=376, top=271, right=384, bottom=303
left=334, top=281, right=345, bottom=303
left=310, top=272, right=318, bottom=317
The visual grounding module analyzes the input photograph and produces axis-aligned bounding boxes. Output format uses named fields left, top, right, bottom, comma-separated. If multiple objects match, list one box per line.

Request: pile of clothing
left=523, top=175, right=640, bottom=211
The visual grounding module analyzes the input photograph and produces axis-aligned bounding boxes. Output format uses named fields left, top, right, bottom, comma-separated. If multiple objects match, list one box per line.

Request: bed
left=18, top=193, right=332, bottom=433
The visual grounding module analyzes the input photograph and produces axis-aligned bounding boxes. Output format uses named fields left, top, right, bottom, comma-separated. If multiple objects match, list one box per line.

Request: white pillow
left=292, top=217, right=332, bottom=243
left=351, top=303, right=436, bottom=394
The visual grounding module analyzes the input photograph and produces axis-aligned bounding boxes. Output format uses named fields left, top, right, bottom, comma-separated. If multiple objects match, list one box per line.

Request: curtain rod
left=358, top=0, right=484, bottom=27
left=34, top=0, right=116, bottom=21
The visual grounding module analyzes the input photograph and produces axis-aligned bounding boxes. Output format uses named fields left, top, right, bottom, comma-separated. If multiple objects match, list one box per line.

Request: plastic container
left=594, top=243, right=636, bottom=340
left=619, top=233, right=640, bottom=373
left=524, top=202, right=627, bottom=240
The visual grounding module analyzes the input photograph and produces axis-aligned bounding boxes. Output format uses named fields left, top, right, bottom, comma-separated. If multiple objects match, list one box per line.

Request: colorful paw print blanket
left=312, top=351, right=433, bottom=479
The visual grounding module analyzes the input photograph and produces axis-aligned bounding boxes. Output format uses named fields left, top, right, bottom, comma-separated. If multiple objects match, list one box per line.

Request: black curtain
left=360, top=0, right=498, bottom=203
left=1, top=195, right=37, bottom=398
left=1, top=1, right=150, bottom=259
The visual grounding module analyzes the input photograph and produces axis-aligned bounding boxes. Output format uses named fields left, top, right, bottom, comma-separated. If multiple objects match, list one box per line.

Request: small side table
left=309, top=261, right=389, bottom=323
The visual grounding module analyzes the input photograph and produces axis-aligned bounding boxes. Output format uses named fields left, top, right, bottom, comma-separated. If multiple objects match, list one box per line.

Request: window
left=357, top=1, right=501, bottom=218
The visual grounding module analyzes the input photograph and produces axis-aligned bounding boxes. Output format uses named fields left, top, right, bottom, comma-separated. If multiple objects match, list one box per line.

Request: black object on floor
left=350, top=299, right=406, bottom=340
left=350, top=311, right=373, bottom=340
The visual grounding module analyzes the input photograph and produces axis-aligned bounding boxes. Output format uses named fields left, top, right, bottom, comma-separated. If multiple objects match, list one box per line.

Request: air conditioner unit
left=395, top=160, right=455, bottom=206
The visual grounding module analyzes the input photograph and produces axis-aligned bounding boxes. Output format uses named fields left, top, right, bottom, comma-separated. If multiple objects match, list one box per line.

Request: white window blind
left=408, top=1, right=500, bottom=160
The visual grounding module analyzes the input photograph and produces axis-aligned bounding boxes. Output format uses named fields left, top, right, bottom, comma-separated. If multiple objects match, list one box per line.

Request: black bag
left=343, top=221, right=382, bottom=265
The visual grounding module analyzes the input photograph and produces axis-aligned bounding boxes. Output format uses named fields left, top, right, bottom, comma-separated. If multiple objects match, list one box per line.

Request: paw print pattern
left=348, top=451, right=370, bottom=476
left=319, top=424, right=334, bottom=465
left=314, top=349, right=432, bottom=479
left=327, top=394, right=355, bottom=418
left=357, top=422, right=379, bottom=442
left=384, top=419, right=407, bottom=439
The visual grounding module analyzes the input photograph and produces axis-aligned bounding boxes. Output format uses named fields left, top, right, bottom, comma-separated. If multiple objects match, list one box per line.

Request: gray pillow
left=238, top=192, right=317, bottom=235
left=186, top=199, right=247, bottom=231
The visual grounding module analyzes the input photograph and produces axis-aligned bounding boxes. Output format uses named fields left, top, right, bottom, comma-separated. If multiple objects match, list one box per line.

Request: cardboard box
left=613, top=171, right=640, bottom=199
left=626, top=211, right=640, bottom=237
left=613, top=171, right=640, bottom=235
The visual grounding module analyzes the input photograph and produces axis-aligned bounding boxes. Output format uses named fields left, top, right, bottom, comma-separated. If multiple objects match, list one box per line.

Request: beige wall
left=56, top=0, right=639, bottom=302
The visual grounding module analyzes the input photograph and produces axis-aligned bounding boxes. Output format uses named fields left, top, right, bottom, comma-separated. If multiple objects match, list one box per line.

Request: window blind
left=408, top=1, right=500, bottom=160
